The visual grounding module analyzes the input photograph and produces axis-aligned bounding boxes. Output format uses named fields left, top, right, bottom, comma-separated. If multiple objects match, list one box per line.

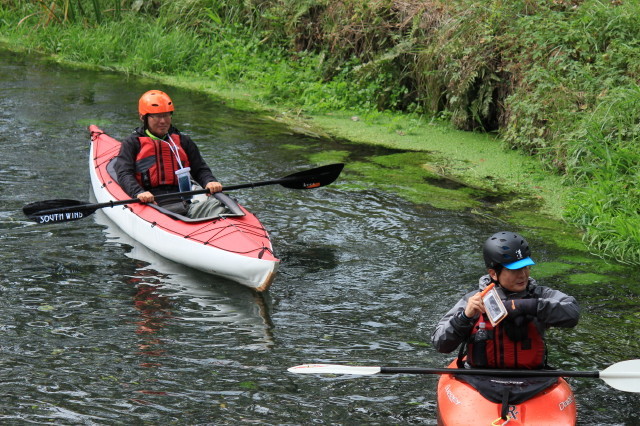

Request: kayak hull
left=88, top=125, right=279, bottom=291
left=436, top=360, right=577, bottom=425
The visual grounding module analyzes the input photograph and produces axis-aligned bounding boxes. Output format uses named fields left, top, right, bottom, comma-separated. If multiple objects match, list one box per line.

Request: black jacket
left=115, top=126, right=217, bottom=198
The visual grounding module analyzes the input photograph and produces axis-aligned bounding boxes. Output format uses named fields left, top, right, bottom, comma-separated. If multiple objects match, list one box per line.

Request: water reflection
left=94, top=209, right=274, bottom=348
left=131, top=279, right=172, bottom=364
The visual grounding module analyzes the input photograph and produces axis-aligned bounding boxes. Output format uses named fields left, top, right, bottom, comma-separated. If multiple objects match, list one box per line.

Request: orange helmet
left=138, top=90, right=174, bottom=116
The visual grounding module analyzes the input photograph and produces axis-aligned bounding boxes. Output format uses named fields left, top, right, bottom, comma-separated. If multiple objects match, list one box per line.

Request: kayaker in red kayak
left=431, top=231, right=579, bottom=369
left=115, top=90, right=225, bottom=218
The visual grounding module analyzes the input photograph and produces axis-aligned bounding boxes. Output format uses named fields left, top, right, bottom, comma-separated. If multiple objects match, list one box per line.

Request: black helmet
left=483, top=231, right=535, bottom=269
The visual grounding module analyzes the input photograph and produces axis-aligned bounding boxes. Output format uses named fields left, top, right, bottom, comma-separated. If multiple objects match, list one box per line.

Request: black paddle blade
left=23, top=199, right=98, bottom=224
left=280, top=163, right=345, bottom=189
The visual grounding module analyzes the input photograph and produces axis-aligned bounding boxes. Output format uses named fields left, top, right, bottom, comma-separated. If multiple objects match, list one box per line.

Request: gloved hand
left=505, top=298, right=538, bottom=318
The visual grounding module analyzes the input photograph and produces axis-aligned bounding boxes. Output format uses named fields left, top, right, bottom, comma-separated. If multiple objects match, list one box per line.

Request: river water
left=1, top=48, right=638, bottom=424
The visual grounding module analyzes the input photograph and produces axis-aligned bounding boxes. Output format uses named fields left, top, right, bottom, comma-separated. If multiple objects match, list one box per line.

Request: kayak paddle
left=23, top=163, right=344, bottom=224
left=287, top=359, right=640, bottom=393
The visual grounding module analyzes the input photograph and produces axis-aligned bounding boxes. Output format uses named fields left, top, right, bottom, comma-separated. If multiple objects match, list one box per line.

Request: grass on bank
left=1, top=0, right=639, bottom=265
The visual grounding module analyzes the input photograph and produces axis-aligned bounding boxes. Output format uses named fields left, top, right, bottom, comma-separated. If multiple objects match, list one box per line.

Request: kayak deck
left=436, top=360, right=576, bottom=425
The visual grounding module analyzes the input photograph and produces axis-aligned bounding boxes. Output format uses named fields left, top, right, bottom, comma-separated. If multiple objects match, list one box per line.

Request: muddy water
left=1, top=48, right=638, bottom=424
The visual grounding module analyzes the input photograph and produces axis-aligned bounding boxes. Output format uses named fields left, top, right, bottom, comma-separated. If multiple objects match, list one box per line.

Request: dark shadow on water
left=279, top=244, right=340, bottom=274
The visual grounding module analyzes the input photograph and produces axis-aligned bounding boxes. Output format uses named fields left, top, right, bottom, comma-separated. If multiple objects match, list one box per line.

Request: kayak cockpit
left=148, top=191, right=246, bottom=222
left=106, top=156, right=244, bottom=222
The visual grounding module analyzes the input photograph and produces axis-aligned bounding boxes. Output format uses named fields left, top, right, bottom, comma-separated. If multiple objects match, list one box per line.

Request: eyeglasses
left=148, top=112, right=172, bottom=120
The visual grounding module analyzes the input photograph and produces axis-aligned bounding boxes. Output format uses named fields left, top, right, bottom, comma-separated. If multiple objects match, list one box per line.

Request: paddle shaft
left=38, top=179, right=295, bottom=213
left=64, top=182, right=273, bottom=211
left=23, top=163, right=344, bottom=223
left=379, top=367, right=600, bottom=379
left=30, top=180, right=309, bottom=219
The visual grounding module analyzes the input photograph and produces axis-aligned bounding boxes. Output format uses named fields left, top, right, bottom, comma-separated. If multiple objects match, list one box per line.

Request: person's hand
left=505, top=298, right=538, bottom=318
left=464, top=292, right=486, bottom=318
left=137, top=191, right=155, bottom=203
left=205, top=181, right=223, bottom=194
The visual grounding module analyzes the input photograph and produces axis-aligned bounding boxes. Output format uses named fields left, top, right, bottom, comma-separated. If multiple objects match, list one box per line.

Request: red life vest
left=134, top=134, right=190, bottom=189
left=467, top=311, right=546, bottom=369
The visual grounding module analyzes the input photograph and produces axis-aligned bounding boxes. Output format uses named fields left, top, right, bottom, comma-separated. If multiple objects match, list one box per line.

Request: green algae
left=335, top=152, right=488, bottom=210
left=566, top=273, right=611, bottom=285
left=301, top=114, right=631, bottom=284
left=531, top=262, right=575, bottom=279
left=557, top=254, right=595, bottom=264
left=310, top=111, right=569, bottom=219
left=308, top=150, right=351, bottom=166
left=279, top=144, right=308, bottom=151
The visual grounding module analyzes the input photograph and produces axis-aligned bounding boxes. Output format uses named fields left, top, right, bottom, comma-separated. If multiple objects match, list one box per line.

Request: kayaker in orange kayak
left=115, top=90, right=225, bottom=218
left=431, top=231, right=580, bottom=369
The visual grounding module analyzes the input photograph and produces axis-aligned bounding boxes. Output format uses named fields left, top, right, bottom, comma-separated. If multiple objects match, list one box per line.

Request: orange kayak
left=436, top=360, right=577, bottom=425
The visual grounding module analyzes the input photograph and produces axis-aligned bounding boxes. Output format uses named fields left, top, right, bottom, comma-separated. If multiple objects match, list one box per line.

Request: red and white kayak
left=436, top=360, right=576, bottom=425
left=88, top=125, right=279, bottom=291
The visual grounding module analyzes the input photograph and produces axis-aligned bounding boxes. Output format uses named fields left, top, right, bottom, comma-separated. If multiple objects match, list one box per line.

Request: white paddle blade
left=288, top=364, right=382, bottom=375
left=600, top=359, right=640, bottom=393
